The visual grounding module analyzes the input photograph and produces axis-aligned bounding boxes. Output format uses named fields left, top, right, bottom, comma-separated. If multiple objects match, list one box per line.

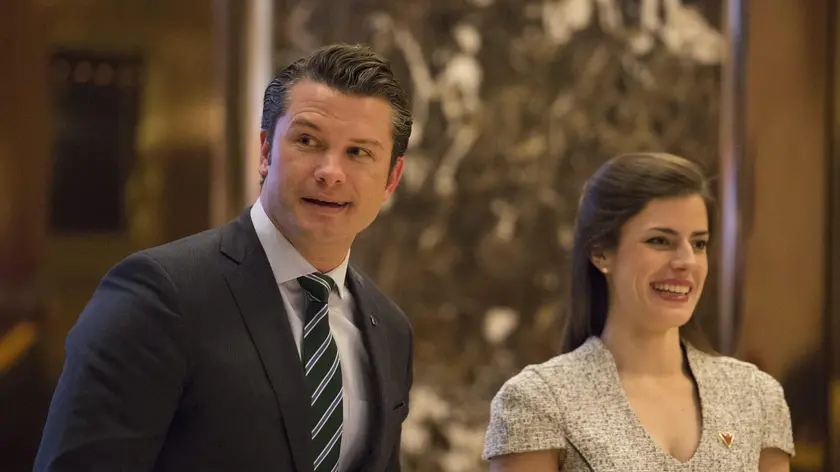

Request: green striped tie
left=297, top=273, right=343, bottom=472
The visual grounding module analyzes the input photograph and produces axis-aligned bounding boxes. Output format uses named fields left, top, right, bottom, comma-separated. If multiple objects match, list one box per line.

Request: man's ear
left=259, top=129, right=271, bottom=177
left=383, top=156, right=404, bottom=198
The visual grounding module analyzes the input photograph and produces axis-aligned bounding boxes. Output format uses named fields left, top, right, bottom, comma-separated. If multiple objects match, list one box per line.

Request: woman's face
left=596, top=194, right=710, bottom=334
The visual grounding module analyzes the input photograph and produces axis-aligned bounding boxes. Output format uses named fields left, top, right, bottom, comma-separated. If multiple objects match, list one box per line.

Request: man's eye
left=348, top=146, right=371, bottom=157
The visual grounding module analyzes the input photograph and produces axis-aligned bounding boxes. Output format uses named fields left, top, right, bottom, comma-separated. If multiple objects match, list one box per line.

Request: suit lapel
left=346, top=267, right=391, bottom=471
left=222, top=211, right=314, bottom=472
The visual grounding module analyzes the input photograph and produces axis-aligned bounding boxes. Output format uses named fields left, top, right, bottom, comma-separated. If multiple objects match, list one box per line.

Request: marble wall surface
left=274, top=0, right=723, bottom=469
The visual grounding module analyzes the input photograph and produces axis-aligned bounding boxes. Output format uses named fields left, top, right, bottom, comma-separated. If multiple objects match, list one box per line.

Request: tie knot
left=297, top=273, right=335, bottom=303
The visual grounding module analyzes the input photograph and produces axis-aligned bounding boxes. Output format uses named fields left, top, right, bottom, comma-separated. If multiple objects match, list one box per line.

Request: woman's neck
left=600, top=322, right=685, bottom=377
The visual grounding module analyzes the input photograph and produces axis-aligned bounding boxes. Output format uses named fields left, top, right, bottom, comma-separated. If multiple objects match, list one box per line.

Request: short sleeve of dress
left=482, top=367, right=566, bottom=460
left=756, top=370, right=795, bottom=456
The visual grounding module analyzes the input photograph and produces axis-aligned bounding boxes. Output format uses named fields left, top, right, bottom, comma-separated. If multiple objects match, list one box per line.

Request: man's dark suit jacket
left=34, top=209, right=414, bottom=472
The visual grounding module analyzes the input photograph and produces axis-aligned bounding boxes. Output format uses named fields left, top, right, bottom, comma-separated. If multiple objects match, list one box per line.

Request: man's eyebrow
left=287, top=118, right=384, bottom=149
left=349, top=138, right=384, bottom=149
left=288, top=117, right=320, bottom=131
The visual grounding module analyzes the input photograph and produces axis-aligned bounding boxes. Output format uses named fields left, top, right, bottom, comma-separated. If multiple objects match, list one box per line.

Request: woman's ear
left=590, top=250, right=610, bottom=274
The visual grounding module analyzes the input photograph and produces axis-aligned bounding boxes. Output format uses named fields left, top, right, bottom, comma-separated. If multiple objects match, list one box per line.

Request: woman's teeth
left=652, top=283, right=690, bottom=295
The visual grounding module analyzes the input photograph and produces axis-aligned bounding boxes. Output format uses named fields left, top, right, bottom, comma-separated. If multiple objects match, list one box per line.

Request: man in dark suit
left=34, top=43, right=414, bottom=472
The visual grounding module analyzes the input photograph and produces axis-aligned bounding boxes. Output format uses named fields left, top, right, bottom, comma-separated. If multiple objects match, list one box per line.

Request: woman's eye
left=646, top=237, right=668, bottom=246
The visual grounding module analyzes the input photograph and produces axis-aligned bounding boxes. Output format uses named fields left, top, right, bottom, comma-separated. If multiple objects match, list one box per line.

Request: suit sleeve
left=384, top=321, right=413, bottom=472
left=34, top=252, right=189, bottom=472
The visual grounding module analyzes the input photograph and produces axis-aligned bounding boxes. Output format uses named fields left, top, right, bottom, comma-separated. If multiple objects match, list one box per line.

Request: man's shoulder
left=112, top=218, right=242, bottom=282
left=138, top=226, right=224, bottom=269
left=153, top=226, right=223, bottom=254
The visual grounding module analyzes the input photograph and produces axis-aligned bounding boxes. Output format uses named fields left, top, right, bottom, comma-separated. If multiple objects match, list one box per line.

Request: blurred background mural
left=1, top=0, right=838, bottom=471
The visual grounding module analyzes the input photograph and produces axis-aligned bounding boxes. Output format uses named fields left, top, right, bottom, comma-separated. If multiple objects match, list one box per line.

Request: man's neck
left=256, top=196, right=353, bottom=273
left=295, top=244, right=348, bottom=273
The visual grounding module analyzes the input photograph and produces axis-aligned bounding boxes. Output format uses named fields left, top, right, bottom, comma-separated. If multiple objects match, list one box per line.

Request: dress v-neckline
left=588, top=336, right=710, bottom=468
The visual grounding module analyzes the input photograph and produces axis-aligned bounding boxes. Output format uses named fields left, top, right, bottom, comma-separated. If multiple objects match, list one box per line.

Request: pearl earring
left=601, top=267, right=608, bottom=274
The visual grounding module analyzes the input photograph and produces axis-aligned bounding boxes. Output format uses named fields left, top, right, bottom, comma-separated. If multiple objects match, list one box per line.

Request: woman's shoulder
left=494, top=337, right=607, bottom=402
left=483, top=347, right=592, bottom=460
left=690, top=348, right=794, bottom=454
left=490, top=355, right=571, bottom=406
left=691, top=348, right=785, bottom=393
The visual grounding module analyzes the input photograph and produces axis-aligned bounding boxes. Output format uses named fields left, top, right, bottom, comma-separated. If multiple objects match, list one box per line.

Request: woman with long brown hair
left=483, top=153, right=793, bottom=471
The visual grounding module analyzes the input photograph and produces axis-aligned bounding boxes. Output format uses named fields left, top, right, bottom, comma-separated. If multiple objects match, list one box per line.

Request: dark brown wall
left=739, top=0, right=831, bottom=469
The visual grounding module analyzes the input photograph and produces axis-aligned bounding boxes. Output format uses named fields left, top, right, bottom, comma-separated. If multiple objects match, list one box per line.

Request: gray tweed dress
left=483, top=336, right=795, bottom=471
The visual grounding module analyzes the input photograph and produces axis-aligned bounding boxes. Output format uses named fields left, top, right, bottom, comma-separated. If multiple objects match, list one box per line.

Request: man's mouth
left=302, top=197, right=350, bottom=208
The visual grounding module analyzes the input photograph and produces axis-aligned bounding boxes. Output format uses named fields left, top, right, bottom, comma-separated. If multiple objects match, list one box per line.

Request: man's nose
left=313, top=150, right=346, bottom=185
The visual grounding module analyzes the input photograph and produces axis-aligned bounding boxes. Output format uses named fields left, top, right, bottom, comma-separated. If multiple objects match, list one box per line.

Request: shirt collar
left=250, top=198, right=350, bottom=298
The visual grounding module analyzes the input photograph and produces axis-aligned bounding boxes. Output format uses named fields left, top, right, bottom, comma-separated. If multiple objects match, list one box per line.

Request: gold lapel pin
left=718, top=431, right=734, bottom=448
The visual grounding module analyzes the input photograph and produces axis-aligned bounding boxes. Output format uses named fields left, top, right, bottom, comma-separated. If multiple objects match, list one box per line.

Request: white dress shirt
left=250, top=199, right=371, bottom=472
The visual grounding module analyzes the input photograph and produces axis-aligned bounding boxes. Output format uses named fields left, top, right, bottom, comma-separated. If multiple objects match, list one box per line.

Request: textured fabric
left=483, top=336, right=795, bottom=471
left=299, top=273, right=343, bottom=472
